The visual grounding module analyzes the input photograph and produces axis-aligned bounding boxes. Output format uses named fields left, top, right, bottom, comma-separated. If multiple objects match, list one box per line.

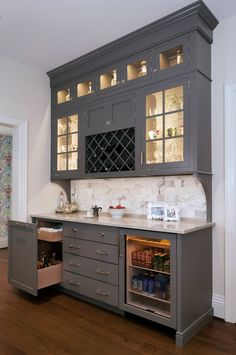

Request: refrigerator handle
left=118, top=233, right=124, bottom=257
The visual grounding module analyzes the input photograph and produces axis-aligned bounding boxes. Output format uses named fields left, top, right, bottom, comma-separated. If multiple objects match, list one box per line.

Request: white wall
left=0, top=55, right=61, bottom=217
left=211, top=15, right=236, bottom=313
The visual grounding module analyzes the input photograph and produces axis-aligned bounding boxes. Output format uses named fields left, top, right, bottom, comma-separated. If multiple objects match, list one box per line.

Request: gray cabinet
left=137, top=77, right=192, bottom=175
left=48, top=2, right=217, bottom=181
left=51, top=109, right=81, bottom=180
left=9, top=216, right=213, bottom=346
left=62, top=222, right=119, bottom=307
left=8, top=220, right=63, bottom=296
left=118, top=227, right=213, bottom=347
left=83, top=93, right=135, bottom=135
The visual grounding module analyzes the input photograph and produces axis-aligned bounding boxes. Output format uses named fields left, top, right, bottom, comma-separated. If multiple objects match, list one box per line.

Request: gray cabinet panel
left=63, top=222, right=118, bottom=245
left=8, top=221, right=38, bottom=296
left=63, top=253, right=118, bottom=285
left=63, top=237, right=118, bottom=264
left=63, top=271, right=118, bottom=307
left=85, top=104, right=106, bottom=133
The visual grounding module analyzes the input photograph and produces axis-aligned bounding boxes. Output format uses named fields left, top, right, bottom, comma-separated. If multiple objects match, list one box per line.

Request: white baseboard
left=212, top=293, right=225, bottom=319
left=0, top=239, right=8, bottom=249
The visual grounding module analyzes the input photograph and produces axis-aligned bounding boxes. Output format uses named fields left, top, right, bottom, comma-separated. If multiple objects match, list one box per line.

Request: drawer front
left=63, top=237, right=118, bottom=264
left=63, top=253, right=118, bottom=285
left=63, top=223, right=118, bottom=245
left=63, top=271, right=118, bottom=307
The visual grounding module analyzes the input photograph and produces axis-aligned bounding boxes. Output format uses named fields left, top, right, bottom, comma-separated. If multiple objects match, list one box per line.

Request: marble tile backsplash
left=71, top=176, right=206, bottom=220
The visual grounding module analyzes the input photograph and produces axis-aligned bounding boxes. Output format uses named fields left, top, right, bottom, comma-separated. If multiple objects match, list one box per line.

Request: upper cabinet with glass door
left=53, top=114, right=79, bottom=178
left=139, top=80, right=190, bottom=174
left=153, top=37, right=189, bottom=80
left=124, top=51, right=152, bottom=88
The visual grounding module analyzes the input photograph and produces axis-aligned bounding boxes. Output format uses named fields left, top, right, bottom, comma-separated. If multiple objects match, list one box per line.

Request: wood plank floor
left=1, top=248, right=235, bottom=355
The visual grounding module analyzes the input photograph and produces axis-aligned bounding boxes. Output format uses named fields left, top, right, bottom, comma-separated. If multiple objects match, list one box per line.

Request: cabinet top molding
left=47, top=1, right=218, bottom=86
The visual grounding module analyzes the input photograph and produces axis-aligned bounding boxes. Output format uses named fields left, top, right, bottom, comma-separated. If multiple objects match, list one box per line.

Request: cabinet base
left=175, top=307, right=213, bottom=347
left=62, top=287, right=125, bottom=316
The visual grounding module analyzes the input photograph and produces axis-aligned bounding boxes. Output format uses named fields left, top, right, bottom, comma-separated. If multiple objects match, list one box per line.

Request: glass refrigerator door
left=126, top=236, right=171, bottom=319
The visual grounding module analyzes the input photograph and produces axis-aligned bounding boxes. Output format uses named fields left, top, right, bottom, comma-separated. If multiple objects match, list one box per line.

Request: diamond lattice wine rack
left=86, top=128, right=135, bottom=173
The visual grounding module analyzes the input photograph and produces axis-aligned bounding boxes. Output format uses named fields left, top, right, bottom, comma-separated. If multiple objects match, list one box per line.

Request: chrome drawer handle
left=69, top=261, right=80, bottom=267
left=69, top=280, right=80, bottom=286
left=99, top=232, right=105, bottom=237
left=96, top=289, right=110, bottom=296
left=69, top=244, right=80, bottom=249
left=96, top=268, right=109, bottom=275
left=96, top=250, right=109, bottom=255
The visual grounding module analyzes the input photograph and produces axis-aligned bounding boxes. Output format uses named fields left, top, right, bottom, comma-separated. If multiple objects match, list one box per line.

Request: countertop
left=31, top=212, right=214, bottom=235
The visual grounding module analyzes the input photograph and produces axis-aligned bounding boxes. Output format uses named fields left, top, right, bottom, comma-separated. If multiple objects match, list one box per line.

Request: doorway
left=0, top=116, right=27, bottom=248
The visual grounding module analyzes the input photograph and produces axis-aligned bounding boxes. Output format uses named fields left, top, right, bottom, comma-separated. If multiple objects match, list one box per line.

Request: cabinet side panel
left=196, top=74, right=212, bottom=173
left=176, top=228, right=212, bottom=332
left=8, top=221, right=38, bottom=295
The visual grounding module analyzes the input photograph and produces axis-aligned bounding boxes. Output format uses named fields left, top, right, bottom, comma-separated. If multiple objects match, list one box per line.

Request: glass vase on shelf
left=55, top=191, right=65, bottom=213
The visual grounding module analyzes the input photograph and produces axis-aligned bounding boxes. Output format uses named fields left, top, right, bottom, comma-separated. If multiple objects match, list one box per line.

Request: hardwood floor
left=0, top=248, right=235, bottom=355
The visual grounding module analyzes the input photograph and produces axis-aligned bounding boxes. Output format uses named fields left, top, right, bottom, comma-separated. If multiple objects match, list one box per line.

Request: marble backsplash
left=71, top=176, right=206, bottom=220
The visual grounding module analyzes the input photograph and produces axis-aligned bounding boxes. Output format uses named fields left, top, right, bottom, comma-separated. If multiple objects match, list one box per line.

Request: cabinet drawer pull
left=96, top=289, right=110, bottom=296
left=69, top=261, right=80, bottom=267
left=99, top=232, right=105, bottom=237
left=96, top=250, right=109, bottom=255
left=69, top=280, right=80, bottom=286
left=141, top=151, right=144, bottom=165
left=69, top=244, right=80, bottom=249
left=106, top=120, right=111, bottom=125
left=73, top=228, right=78, bottom=232
left=96, top=268, right=109, bottom=275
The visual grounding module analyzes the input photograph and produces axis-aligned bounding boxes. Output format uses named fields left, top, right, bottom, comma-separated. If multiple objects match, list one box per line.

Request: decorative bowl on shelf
left=108, top=205, right=126, bottom=218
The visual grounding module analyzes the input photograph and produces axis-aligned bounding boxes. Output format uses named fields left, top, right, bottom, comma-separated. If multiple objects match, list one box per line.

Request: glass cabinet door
left=56, top=114, right=79, bottom=172
left=145, top=85, right=184, bottom=165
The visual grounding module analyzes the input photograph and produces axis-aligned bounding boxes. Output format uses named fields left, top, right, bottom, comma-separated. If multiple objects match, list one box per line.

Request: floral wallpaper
left=0, top=135, right=12, bottom=244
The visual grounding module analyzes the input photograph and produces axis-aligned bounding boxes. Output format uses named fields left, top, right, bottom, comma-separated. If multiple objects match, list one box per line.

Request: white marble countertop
left=31, top=212, right=214, bottom=235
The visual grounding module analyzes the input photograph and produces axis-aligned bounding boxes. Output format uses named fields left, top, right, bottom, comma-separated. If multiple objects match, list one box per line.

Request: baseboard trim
left=212, top=293, right=225, bottom=319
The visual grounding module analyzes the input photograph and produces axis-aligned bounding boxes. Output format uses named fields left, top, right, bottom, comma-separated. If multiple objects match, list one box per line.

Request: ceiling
left=0, top=0, right=235, bottom=73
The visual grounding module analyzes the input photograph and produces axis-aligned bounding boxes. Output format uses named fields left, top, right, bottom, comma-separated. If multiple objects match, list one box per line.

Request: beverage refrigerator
left=119, top=229, right=176, bottom=328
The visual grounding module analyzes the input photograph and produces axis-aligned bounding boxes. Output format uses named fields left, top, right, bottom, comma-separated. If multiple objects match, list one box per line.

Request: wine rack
left=86, top=128, right=135, bottom=173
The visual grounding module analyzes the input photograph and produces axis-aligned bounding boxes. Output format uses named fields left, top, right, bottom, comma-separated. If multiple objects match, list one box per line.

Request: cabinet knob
left=73, top=228, right=78, bottom=232
left=153, top=68, right=158, bottom=72
left=106, top=120, right=111, bottom=125
left=99, top=232, right=105, bottom=237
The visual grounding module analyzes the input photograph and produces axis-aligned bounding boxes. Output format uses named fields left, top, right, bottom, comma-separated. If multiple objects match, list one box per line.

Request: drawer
left=63, top=237, right=118, bottom=264
left=63, top=223, right=118, bottom=245
left=38, top=263, right=62, bottom=289
left=63, top=271, right=118, bottom=307
left=63, top=253, right=118, bottom=285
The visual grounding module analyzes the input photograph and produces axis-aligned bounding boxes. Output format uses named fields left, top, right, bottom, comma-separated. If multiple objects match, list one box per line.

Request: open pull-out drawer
left=8, top=220, right=62, bottom=296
